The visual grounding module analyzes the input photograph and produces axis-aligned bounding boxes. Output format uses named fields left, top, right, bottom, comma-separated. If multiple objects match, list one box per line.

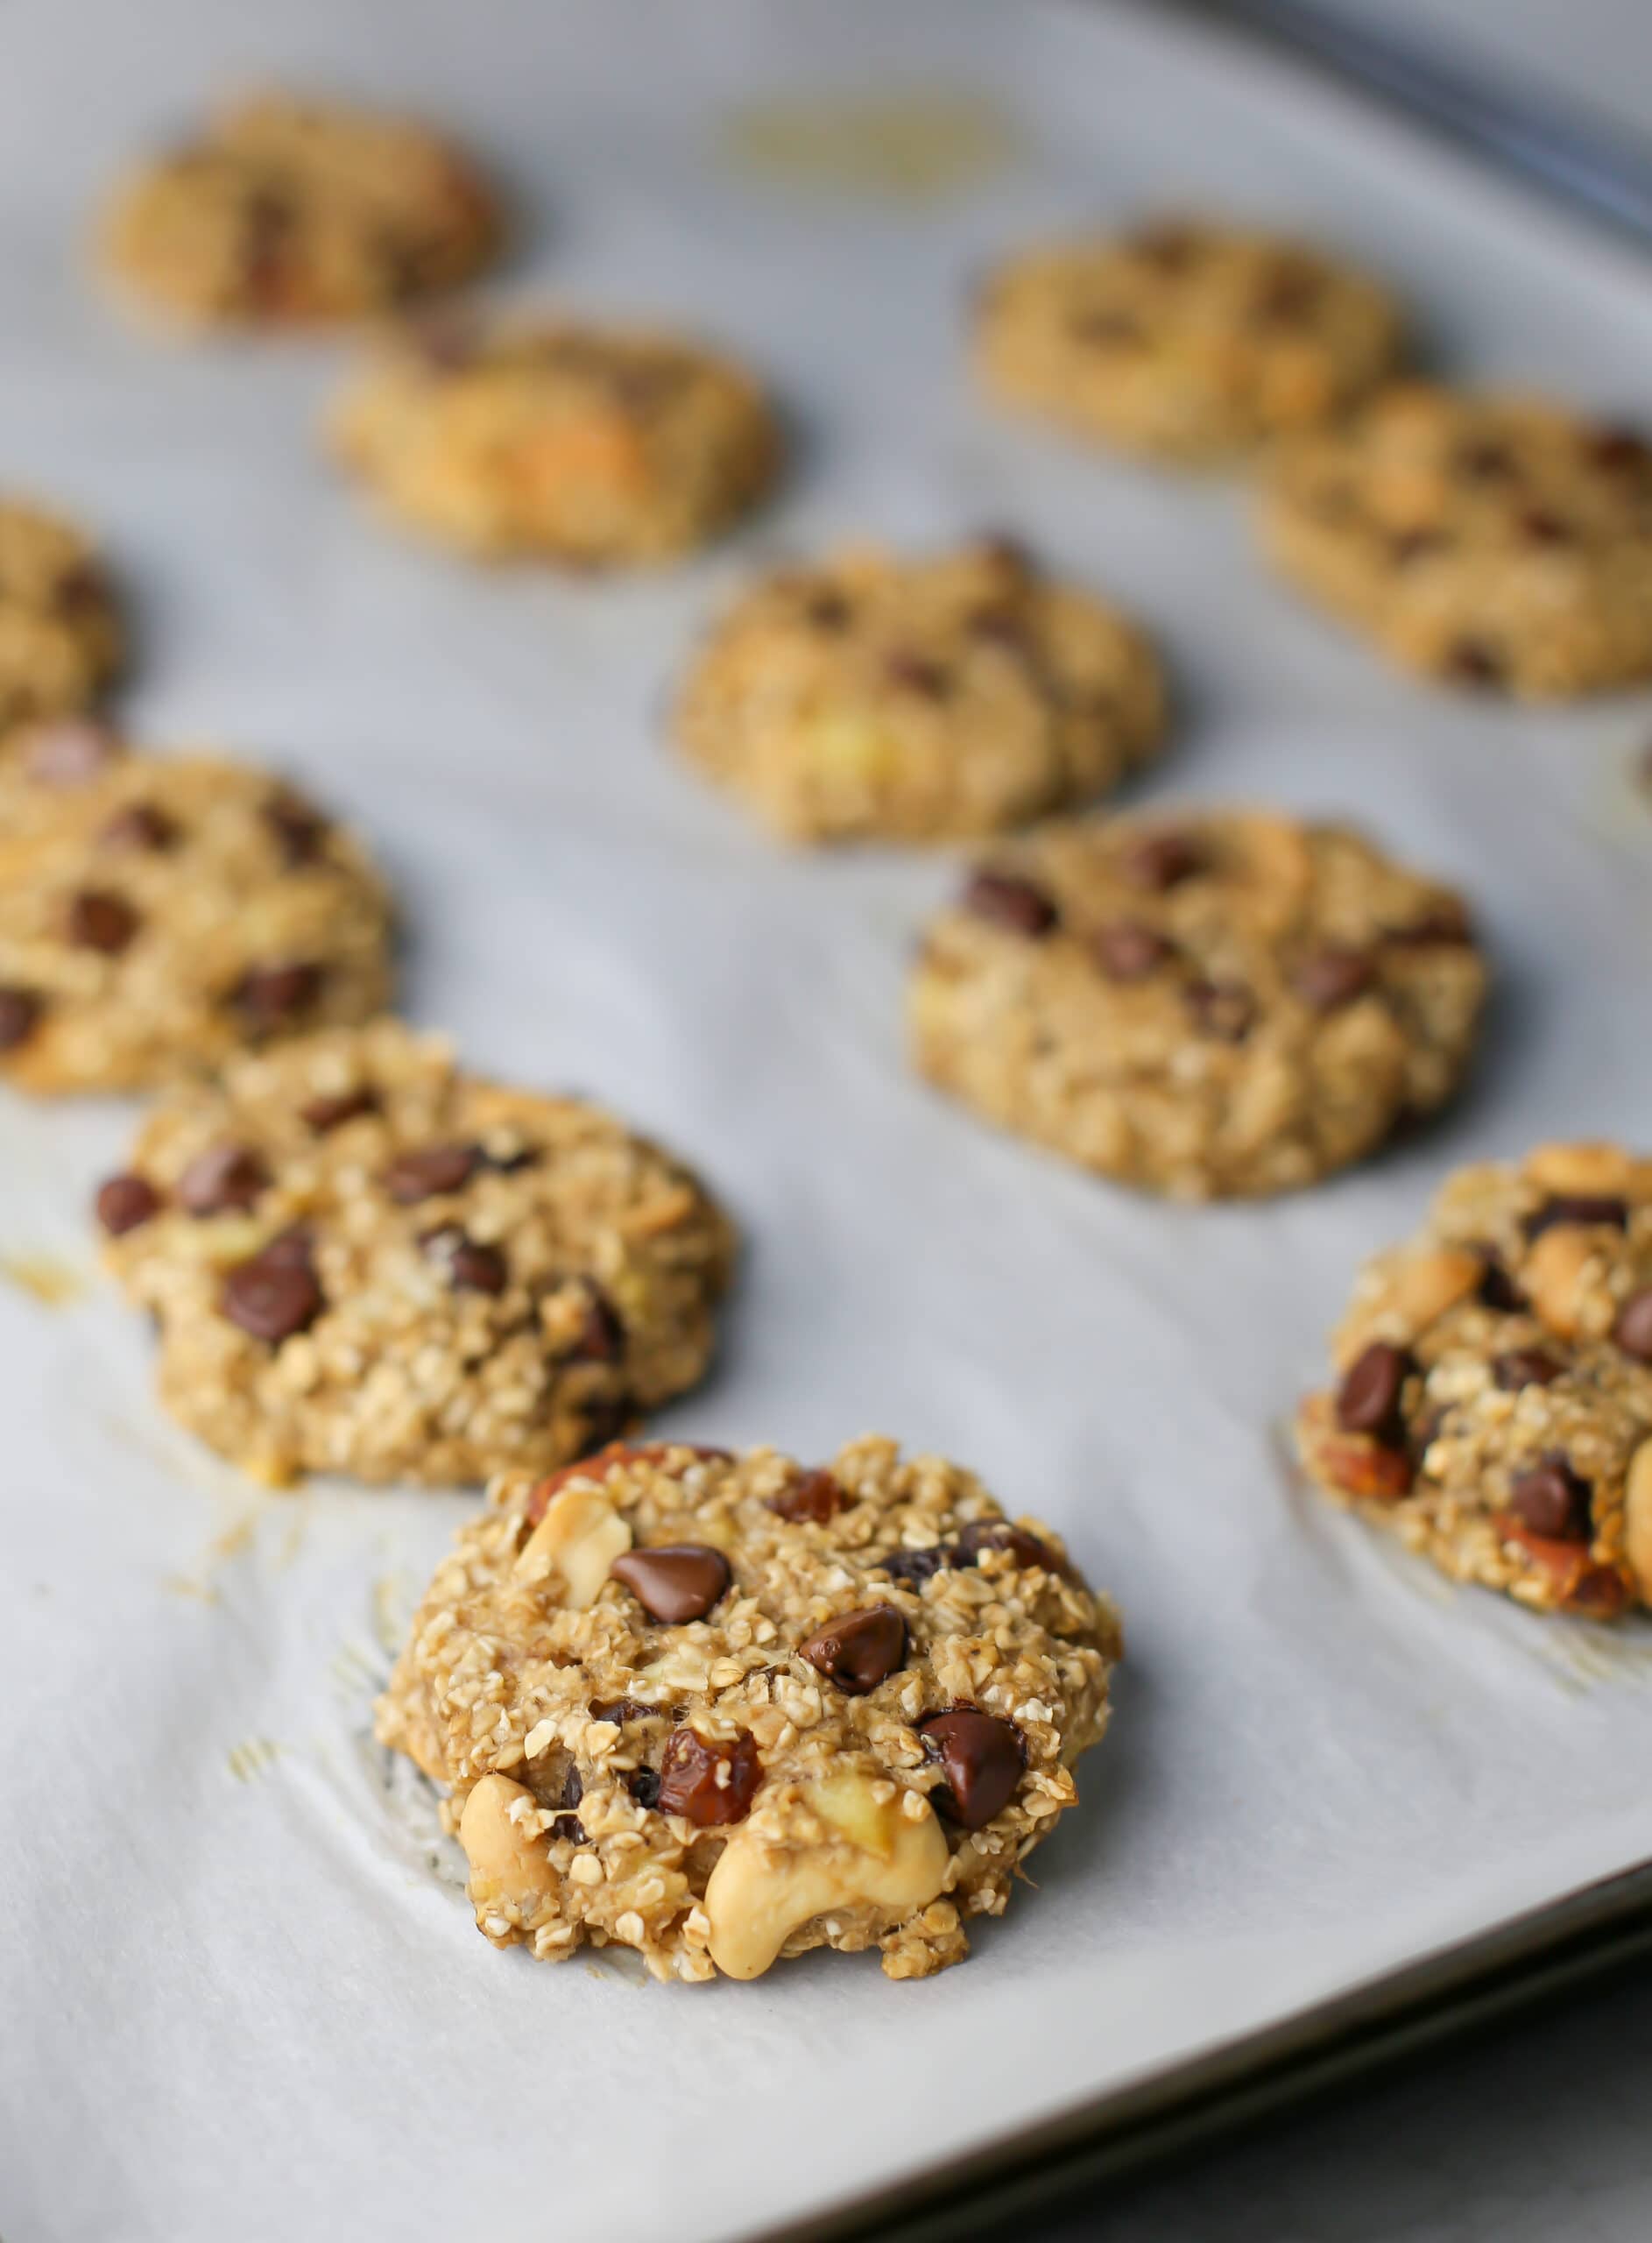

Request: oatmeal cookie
left=1260, top=386, right=1652, bottom=697
left=674, top=538, right=1164, bottom=844
left=908, top=808, right=1485, bottom=1199
left=101, top=88, right=500, bottom=329
left=1297, top=1143, right=1652, bottom=1617
left=329, top=315, right=780, bottom=566
left=974, top=216, right=1403, bottom=463
left=0, top=740, right=392, bottom=1093
left=376, top=1434, right=1119, bottom=1982
left=99, top=1020, right=735, bottom=1487
left=0, top=501, right=122, bottom=741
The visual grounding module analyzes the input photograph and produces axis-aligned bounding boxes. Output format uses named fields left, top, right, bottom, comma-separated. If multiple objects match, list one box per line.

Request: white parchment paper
left=3, top=4, right=1652, bottom=2239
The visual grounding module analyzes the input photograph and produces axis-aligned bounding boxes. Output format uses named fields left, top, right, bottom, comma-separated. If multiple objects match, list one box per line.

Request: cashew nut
left=1524, top=1226, right=1599, bottom=1341
left=1523, top=1143, right=1638, bottom=1197
left=703, top=1777, right=950, bottom=1982
left=458, top=1773, right=552, bottom=1913
left=1624, top=1440, right=1652, bottom=1606
left=514, top=1485, right=632, bottom=1605
left=1336, top=1248, right=1481, bottom=1364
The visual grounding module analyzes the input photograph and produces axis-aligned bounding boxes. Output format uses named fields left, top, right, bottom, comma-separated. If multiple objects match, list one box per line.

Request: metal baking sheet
left=3, top=4, right=1651, bottom=2239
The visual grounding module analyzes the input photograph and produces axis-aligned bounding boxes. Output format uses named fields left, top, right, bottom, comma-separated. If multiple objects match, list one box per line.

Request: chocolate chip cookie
left=99, top=1020, right=735, bottom=1487
left=908, top=808, right=1485, bottom=1199
left=674, top=538, right=1165, bottom=844
left=1260, top=385, right=1652, bottom=697
left=329, top=315, right=781, bottom=566
left=377, top=1434, right=1119, bottom=1981
left=1297, top=1143, right=1652, bottom=1617
left=101, top=88, right=501, bottom=329
left=974, top=217, right=1403, bottom=463
left=0, top=744, right=392, bottom=1093
left=0, top=503, right=122, bottom=741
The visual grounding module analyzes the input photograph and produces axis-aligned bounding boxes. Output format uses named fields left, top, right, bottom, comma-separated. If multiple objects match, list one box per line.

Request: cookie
left=101, top=89, right=500, bottom=329
left=0, top=742, right=392, bottom=1093
left=908, top=808, right=1486, bottom=1200
left=674, top=538, right=1165, bottom=845
left=1260, top=386, right=1652, bottom=697
left=329, top=315, right=781, bottom=566
left=1297, top=1143, right=1652, bottom=1617
left=0, top=502, right=122, bottom=741
left=974, top=217, right=1403, bottom=463
left=376, top=1433, right=1119, bottom=1982
left=99, top=1020, right=735, bottom=1487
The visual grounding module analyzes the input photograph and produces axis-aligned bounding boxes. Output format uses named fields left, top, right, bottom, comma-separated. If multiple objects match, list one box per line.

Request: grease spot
left=718, top=89, right=1020, bottom=202
left=0, top=1252, right=85, bottom=1306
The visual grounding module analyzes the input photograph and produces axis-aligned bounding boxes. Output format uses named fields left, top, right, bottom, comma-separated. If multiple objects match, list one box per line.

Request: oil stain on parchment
left=0, top=1251, right=86, bottom=1307
left=718, top=88, right=1020, bottom=202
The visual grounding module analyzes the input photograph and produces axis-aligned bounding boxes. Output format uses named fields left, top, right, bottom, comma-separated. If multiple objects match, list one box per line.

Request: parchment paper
left=3, top=4, right=1652, bottom=2239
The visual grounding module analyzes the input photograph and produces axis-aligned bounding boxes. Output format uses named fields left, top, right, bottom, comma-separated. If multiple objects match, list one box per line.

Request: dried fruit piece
left=769, top=1468, right=844, bottom=1525
left=656, top=1726, right=762, bottom=1827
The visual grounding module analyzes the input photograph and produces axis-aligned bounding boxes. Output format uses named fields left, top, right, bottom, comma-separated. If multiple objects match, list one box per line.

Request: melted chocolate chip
left=1336, top=1342, right=1415, bottom=1443
left=804, top=590, right=851, bottom=630
left=1444, top=640, right=1505, bottom=690
left=382, top=1143, right=482, bottom=1203
left=886, top=652, right=950, bottom=697
left=1591, top=428, right=1652, bottom=475
left=962, top=869, right=1060, bottom=938
left=220, top=1250, right=322, bottom=1345
left=1475, top=1249, right=1524, bottom=1312
left=879, top=1545, right=950, bottom=1588
left=421, top=1227, right=507, bottom=1294
left=263, top=792, right=328, bottom=867
left=655, top=1727, right=762, bottom=1826
left=1518, top=508, right=1571, bottom=545
left=1092, top=921, right=1174, bottom=982
left=610, top=1546, right=731, bottom=1624
left=23, top=721, right=120, bottom=787
left=232, top=961, right=323, bottom=1031
left=1119, top=831, right=1202, bottom=892
left=95, top=1173, right=163, bottom=1235
left=300, top=1087, right=379, bottom=1134
left=1493, top=1348, right=1564, bottom=1391
left=178, top=1144, right=269, bottom=1216
left=800, top=1606, right=908, bottom=1695
left=1457, top=440, right=1516, bottom=482
left=1291, top=946, right=1375, bottom=1011
left=1252, top=259, right=1322, bottom=322
left=1131, top=221, right=1200, bottom=272
left=768, top=1469, right=844, bottom=1525
left=1184, top=980, right=1255, bottom=1044
left=920, top=1709, right=1025, bottom=1829
left=1523, top=1195, right=1629, bottom=1240
left=1507, top=1456, right=1592, bottom=1543
left=1389, top=527, right=1448, bottom=566
left=568, top=1281, right=625, bottom=1363
left=0, top=987, right=42, bottom=1051
left=1613, top=1286, right=1652, bottom=1362
left=67, top=888, right=139, bottom=955
left=100, top=803, right=179, bottom=853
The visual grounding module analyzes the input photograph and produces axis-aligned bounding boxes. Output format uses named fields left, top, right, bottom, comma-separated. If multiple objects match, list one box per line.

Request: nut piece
left=703, top=1777, right=950, bottom=1981
left=1524, top=1225, right=1600, bottom=1341
left=1338, top=1249, right=1482, bottom=1362
left=514, top=1484, right=632, bottom=1605
left=458, top=1773, right=552, bottom=1914
left=1625, top=1440, right=1652, bottom=1605
left=1523, top=1143, right=1640, bottom=1197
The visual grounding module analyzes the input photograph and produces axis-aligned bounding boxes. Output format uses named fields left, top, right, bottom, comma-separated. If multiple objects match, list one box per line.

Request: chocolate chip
left=804, top=591, right=851, bottom=630
left=220, top=1252, right=322, bottom=1345
left=1613, top=1286, right=1652, bottom=1362
left=95, top=1173, right=162, bottom=1235
left=421, top=1227, right=506, bottom=1294
left=548, top=1812, right=585, bottom=1843
left=1476, top=1250, right=1524, bottom=1312
left=1457, top=440, right=1515, bottom=482
left=962, top=869, right=1060, bottom=938
left=568, top=1281, right=625, bottom=1362
left=1119, top=831, right=1202, bottom=892
left=1131, top=220, right=1199, bottom=272
left=1092, top=921, right=1174, bottom=982
left=100, top=803, right=179, bottom=853
left=655, top=1727, right=762, bottom=1826
left=1523, top=1195, right=1629, bottom=1240
left=300, top=1087, right=378, bottom=1133
left=255, top=1222, right=318, bottom=1271
left=1507, top=1456, right=1592, bottom=1543
left=1184, top=979, right=1255, bottom=1043
left=241, top=187, right=296, bottom=295
left=886, top=651, right=950, bottom=698
left=1590, top=428, right=1652, bottom=475
left=67, top=888, right=139, bottom=955
left=955, top=1518, right=1059, bottom=1572
left=559, top=1766, right=583, bottom=1811
left=610, top=1545, right=731, bottom=1624
left=232, top=961, right=323, bottom=1031
left=382, top=1143, right=482, bottom=1203
left=1252, top=259, right=1322, bottom=322
left=23, top=721, right=120, bottom=787
left=920, top=1709, right=1025, bottom=1829
left=1444, top=640, right=1505, bottom=689
left=769, top=1469, right=844, bottom=1525
left=800, top=1606, right=907, bottom=1695
left=626, top=1767, right=662, bottom=1809
left=0, top=987, right=41, bottom=1051
left=178, top=1144, right=270, bottom=1216
left=54, top=563, right=108, bottom=618
left=1389, top=527, right=1448, bottom=566
left=1518, top=508, right=1571, bottom=545
left=879, top=1545, right=951, bottom=1587
left=589, top=1697, right=660, bottom=1726
left=1291, top=946, right=1375, bottom=1011
left=1336, top=1341, right=1414, bottom=1442
left=262, top=792, right=328, bottom=867
left=1493, top=1348, right=1564, bottom=1390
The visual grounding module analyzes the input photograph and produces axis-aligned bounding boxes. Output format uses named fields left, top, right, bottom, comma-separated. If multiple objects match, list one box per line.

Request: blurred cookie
left=1297, top=1142, right=1652, bottom=1617
left=330, top=315, right=780, bottom=565
left=1261, top=385, right=1652, bottom=697
left=974, top=217, right=1402, bottom=463
left=98, top=1019, right=735, bottom=1486
left=377, top=1433, right=1118, bottom=1981
left=0, top=502, right=121, bottom=740
left=102, top=88, right=500, bottom=328
left=674, top=538, right=1164, bottom=844
left=0, top=744, right=392, bottom=1092
left=909, top=807, right=1485, bottom=1199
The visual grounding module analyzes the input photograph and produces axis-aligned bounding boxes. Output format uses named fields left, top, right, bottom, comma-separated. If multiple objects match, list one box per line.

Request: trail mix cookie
left=1298, top=1143, right=1652, bottom=1617
left=329, top=315, right=780, bottom=566
left=377, top=1434, right=1119, bottom=1982
left=909, top=808, right=1485, bottom=1199
left=674, top=538, right=1165, bottom=845
left=0, top=741, right=392, bottom=1093
left=99, top=1020, right=734, bottom=1486
left=974, top=217, right=1403, bottom=463
left=101, top=89, right=500, bottom=329
left=0, top=502, right=122, bottom=742
left=1260, top=386, right=1652, bottom=697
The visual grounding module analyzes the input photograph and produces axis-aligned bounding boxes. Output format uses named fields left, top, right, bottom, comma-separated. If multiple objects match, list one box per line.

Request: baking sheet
left=4, top=3, right=1652, bottom=2239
